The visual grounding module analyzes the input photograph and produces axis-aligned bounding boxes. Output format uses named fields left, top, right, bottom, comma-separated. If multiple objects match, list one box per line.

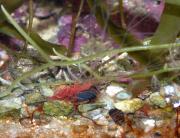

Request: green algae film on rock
left=43, top=101, right=73, bottom=117
left=114, top=98, right=144, bottom=113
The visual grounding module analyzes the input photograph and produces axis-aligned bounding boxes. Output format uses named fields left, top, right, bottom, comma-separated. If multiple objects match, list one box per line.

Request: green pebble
left=78, top=103, right=106, bottom=113
left=25, top=92, right=46, bottom=105
left=43, top=101, right=73, bottom=116
left=114, top=98, right=144, bottom=113
left=149, top=92, right=167, bottom=108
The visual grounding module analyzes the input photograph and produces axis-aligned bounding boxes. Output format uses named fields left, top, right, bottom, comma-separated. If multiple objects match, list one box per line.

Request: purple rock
left=57, top=23, right=88, bottom=52
left=124, top=0, right=165, bottom=39
left=12, top=4, right=28, bottom=25
left=35, top=7, right=54, bottom=19
left=57, top=14, right=121, bottom=52
left=58, top=15, right=72, bottom=26
left=79, top=15, right=103, bottom=37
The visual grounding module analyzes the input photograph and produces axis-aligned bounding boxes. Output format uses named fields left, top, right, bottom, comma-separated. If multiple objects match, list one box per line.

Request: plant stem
left=130, top=66, right=180, bottom=78
left=53, top=48, right=101, bottom=79
left=67, top=0, right=85, bottom=56
left=23, top=0, right=34, bottom=51
left=5, top=42, right=180, bottom=94
left=119, top=0, right=126, bottom=28
left=28, top=0, right=33, bottom=34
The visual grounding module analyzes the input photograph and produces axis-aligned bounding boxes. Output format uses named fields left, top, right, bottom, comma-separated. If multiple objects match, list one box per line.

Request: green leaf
left=151, top=0, right=180, bottom=44
left=166, top=0, right=180, bottom=6
left=0, top=0, right=23, bottom=23
left=149, top=0, right=180, bottom=69
left=0, top=22, right=67, bottom=56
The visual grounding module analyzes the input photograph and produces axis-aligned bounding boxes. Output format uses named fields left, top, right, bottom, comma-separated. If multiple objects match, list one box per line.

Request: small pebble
left=77, top=88, right=98, bottom=102
left=106, top=84, right=124, bottom=97
left=35, top=7, right=54, bottom=19
left=43, top=101, right=73, bottom=116
left=142, top=119, right=155, bottom=132
left=87, top=109, right=102, bottom=118
left=151, top=75, right=160, bottom=91
left=161, top=85, right=175, bottom=96
left=24, top=92, right=46, bottom=105
left=114, top=98, right=144, bottom=113
left=78, top=103, right=106, bottom=113
left=109, top=109, right=125, bottom=125
left=149, top=92, right=166, bottom=108
left=116, top=91, right=132, bottom=100
left=40, top=85, right=54, bottom=97
left=173, top=100, right=180, bottom=108
left=95, top=115, right=109, bottom=126
left=0, top=98, right=22, bottom=114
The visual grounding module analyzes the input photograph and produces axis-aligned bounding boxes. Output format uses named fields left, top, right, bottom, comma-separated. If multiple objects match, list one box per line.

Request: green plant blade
left=0, top=22, right=67, bottom=55
left=1, top=5, right=53, bottom=62
left=149, top=0, right=180, bottom=68
left=151, top=0, right=180, bottom=44
left=0, top=0, right=23, bottom=23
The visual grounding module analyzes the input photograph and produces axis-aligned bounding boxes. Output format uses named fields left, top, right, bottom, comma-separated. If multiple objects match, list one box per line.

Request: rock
left=138, top=90, right=152, bottom=100
left=160, top=85, right=176, bottom=96
left=77, top=88, right=98, bottom=102
left=35, top=7, right=54, bottom=19
left=0, top=98, right=22, bottom=114
left=92, top=114, right=109, bottom=125
left=0, top=109, right=20, bottom=120
left=149, top=92, right=167, bottom=108
left=114, top=98, right=144, bottom=113
left=20, top=105, right=37, bottom=117
left=135, top=118, right=155, bottom=132
left=86, top=109, right=102, bottom=118
left=116, top=91, right=132, bottom=100
left=106, top=84, right=124, bottom=97
left=43, top=100, right=73, bottom=116
left=147, top=107, right=175, bottom=119
left=24, top=92, right=46, bottom=105
left=151, top=75, right=160, bottom=92
left=12, top=88, right=24, bottom=97
left=78, top=103, right=106, bottom=113
left=171, top=98, right=180, bottom=108
left=40, top=84, right=54, bottom=97
left=109, top=109, right=125, bottom=125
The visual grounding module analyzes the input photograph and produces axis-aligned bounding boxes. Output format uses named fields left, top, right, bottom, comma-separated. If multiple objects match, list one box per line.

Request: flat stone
left=116, top=91, right=132, bottom=100
left=78, top=103, right=106, bottom=113
left=25, top=92, right=46, bottom=105
left=106, top=84, right=124, bottom=97
left=0, top=98, right=22, bottom=113
left=43, top=100, right=73, bottom=116
left=114, top=98, right=144, bottom=113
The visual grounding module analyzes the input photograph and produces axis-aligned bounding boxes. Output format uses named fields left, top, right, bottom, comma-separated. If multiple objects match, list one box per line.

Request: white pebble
left=163, top=85, right=175, bottom=96
left=106, top=85, right=124, bottom=97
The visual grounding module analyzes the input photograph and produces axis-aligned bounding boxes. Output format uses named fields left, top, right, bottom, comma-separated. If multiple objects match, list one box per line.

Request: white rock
left=163, top=85, right=175, bottom=96
left=0, top=98, right=22, bottom=109
left=0, top=97, right=22, bottom=113
left=142, top=119, right=155, bottom=132
left=173, top=100, right=180, bottom=108
left=106, top=85, right=124, bottom=97
left=94, top=115, right=109, bottom=126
